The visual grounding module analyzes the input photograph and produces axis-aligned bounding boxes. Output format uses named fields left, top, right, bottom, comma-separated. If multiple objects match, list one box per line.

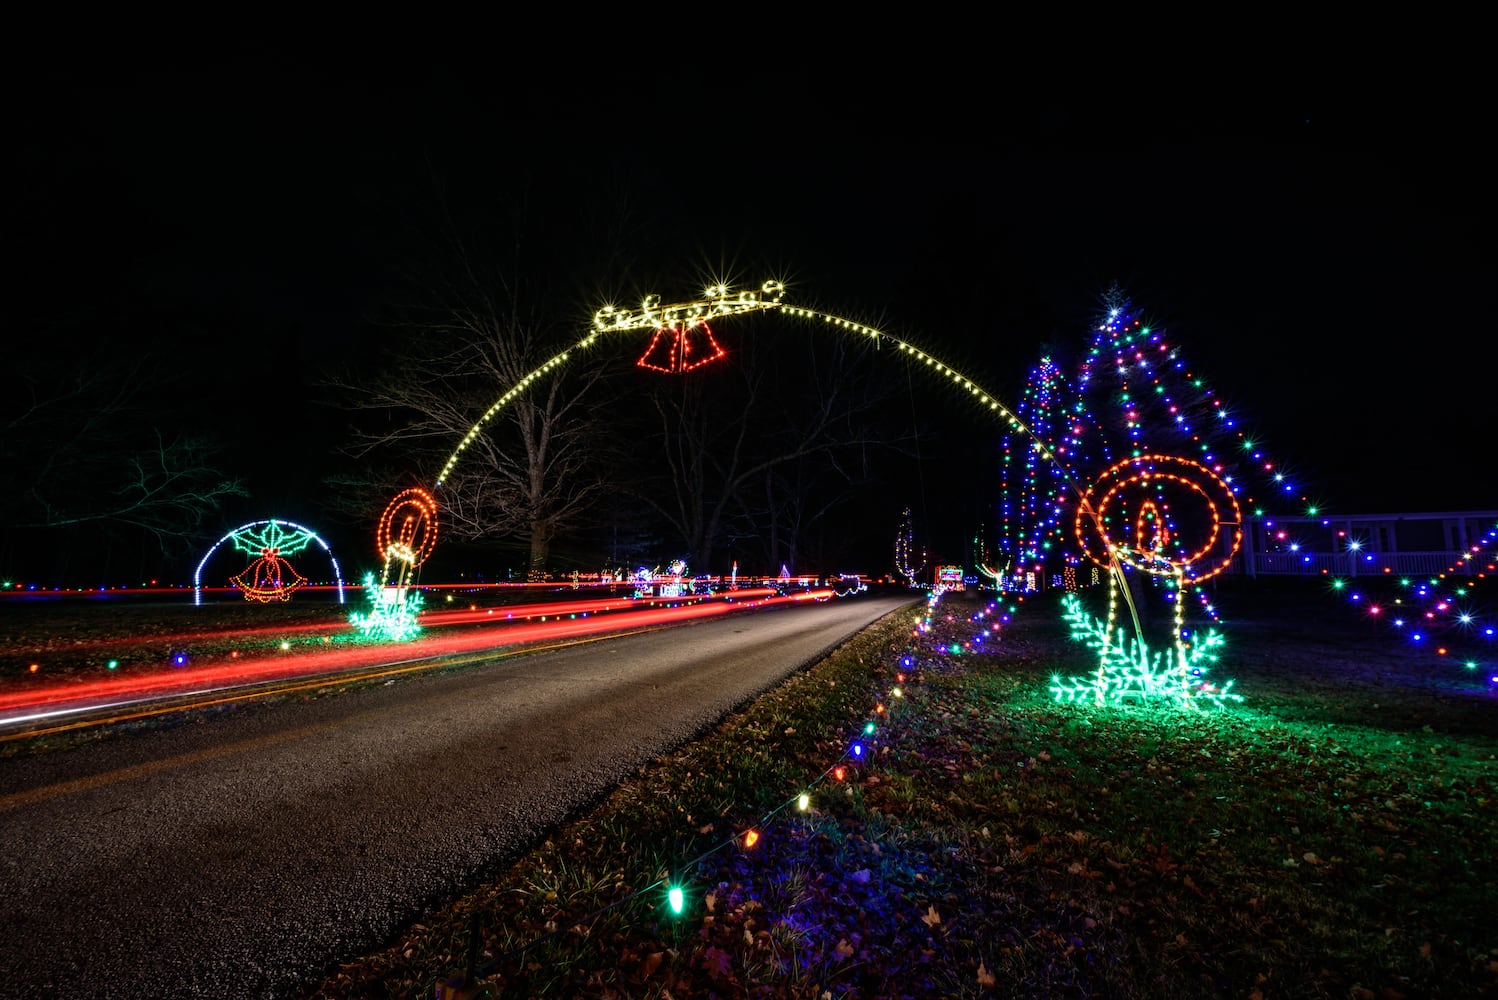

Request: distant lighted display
left=894, top=507, right=926, bottom=585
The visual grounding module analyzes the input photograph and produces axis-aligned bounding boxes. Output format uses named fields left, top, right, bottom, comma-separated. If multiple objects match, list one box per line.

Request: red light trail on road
left=0, top=590, right=832, bottom=731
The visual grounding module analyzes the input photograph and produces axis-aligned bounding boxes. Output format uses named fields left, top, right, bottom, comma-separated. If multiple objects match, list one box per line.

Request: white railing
left=1233, top=550, right=1465, bottom=578
left=1233, top=510, right=1496, bottom=578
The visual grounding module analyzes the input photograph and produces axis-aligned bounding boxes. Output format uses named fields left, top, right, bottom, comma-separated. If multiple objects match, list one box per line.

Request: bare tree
left=1, top=348, right=247, bottom=560
left=628, top=315, right=914, bottom=573
left=323, top=268, right=620, bottom=580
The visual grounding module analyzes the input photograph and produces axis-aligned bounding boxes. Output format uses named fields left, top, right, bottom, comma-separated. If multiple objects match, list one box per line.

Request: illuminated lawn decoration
left=351, top=487, right=439, bottom=641
left=229, top=520, right=310, bottom=602
left=1052, top=455, right=1243, bottom=709
left=1000, top=295, right=1318, bottom=604
left=894, top=507, right=926, bottom=586
left=193, top=519, right=344, bottom=605
left=349, top=572, right=424, bottom=642
left=1053, top=587, right=1236, bottom=709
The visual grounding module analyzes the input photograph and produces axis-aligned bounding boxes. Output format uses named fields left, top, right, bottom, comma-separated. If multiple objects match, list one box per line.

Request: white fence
left=1233, top=550, right=1462, bottom=578
left=1233, top=510, right=1497, bottom=578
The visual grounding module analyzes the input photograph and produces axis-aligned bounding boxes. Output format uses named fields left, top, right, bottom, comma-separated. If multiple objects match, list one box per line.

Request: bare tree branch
left=320, top=255, right=621, bottom=579
left=2, top=346, right=247, bottom=559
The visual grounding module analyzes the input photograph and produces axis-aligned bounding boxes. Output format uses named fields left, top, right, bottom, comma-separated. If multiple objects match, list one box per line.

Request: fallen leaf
left=977, top=961, right=995, bottom=986
left=835, top=938, right=855, bottom=959
left=640, top=951, right=664, bottom=978
left=702, top=946, right=733, bottom=979
left=1303, top=852, right=1322, bottom=865
left=922, top=904, right=942, bottom=927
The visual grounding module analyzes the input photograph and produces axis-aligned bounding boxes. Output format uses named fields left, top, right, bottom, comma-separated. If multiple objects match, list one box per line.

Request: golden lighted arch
left=434, top=280, right=1078, bottom=495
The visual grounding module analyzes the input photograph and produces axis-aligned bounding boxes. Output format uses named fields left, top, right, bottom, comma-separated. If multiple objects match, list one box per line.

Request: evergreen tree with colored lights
left=998, top=354, right=1077, bottom=586
left=893, top=506, right=926, bottom=585
left=999, top=285, right=1322, bottom=594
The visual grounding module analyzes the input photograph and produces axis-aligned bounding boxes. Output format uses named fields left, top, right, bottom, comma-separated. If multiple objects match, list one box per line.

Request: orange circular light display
left=1073, top=454, right=1242, bottom=583
left=376, top=487, right=440, bottom=568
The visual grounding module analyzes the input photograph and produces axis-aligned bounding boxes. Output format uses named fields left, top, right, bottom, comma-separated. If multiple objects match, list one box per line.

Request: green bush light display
left=349, top=572, right=425, bottom=642
left=1052, top=591, right=1237, bottom=709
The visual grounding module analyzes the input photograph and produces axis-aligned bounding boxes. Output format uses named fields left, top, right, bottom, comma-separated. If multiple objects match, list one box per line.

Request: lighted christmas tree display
left=999, top=287, right=1318, bottom=597
left=998, top=354, right=1073, bottom=584
left=893, top=507, right=926, bottom=586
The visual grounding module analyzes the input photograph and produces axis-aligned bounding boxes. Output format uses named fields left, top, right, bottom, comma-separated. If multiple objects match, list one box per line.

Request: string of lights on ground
left=454, top=587, right=1001, bottom=989
left=1328, top=521, right=1498, bottom=680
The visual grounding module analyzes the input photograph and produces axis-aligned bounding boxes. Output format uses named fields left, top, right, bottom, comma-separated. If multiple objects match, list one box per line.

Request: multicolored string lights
left=1328, top=520, right=1498, bottom=681
left=457, top=587, right=987, bottom=989
left=998, top=295, right=1316, bottom=615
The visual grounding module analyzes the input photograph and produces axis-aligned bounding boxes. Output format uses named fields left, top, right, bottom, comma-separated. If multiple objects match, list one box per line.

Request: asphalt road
left=0, top=593, right=916, bottom=999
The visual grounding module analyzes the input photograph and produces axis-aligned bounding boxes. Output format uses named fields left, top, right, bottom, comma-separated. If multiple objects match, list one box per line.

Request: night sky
left=7, top=54, right=1492, bottom=580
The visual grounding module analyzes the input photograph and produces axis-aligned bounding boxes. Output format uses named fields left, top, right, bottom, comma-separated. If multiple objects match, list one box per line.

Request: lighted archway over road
left=366, top=280, right=1129, bottom=642
left=435, top=281, right=1072, bottom=491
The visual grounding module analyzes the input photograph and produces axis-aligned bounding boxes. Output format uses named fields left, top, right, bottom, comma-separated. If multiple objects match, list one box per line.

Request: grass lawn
left=297, top=578, right=1497, bottom=999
